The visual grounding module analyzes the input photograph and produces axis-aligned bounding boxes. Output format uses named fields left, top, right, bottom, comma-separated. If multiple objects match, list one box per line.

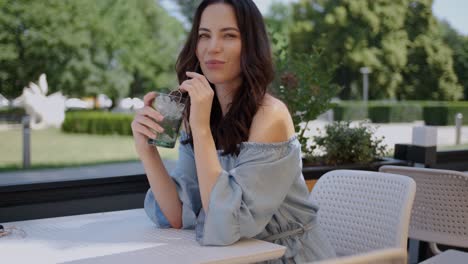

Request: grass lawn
left=438, top=143, right=468, bottom=151
left=0, top=127, right=179, bottom=171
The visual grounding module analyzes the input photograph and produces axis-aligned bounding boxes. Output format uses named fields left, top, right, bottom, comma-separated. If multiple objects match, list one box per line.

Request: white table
left=0, top=209, right=286, bottom=264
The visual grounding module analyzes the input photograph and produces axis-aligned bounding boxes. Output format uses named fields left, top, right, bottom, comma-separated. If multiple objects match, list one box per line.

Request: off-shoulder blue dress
left=144, top=134, right=336, bottom=263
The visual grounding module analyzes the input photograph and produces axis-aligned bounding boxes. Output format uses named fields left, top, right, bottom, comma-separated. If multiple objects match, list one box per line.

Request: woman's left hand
left=179, top=71, right=214, bottom=133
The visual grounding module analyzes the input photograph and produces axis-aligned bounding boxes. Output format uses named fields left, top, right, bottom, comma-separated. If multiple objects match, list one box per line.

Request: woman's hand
left=179, top=71, right=214, bottom=133
left=131, top=92, right=165, bottom=155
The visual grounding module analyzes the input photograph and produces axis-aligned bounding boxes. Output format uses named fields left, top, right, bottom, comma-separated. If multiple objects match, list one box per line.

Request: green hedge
left=332, top=101, right=468, bottom=125
left=423, top=102, right=468, bottom=125
left=0, top=107, right=26, bottom=115
left=62, top=111, right=134, bottom=135
left=0, top=107, right=26, bottom=122
left=333, top=102, right=368, bottom=121
left=368, top=103, right=422, bottom=123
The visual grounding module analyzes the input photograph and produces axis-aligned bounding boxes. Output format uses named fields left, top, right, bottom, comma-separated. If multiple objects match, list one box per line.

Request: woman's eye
left=225, top=34, right=237, bottom=39
left=198, top=34, right=209, bottom=39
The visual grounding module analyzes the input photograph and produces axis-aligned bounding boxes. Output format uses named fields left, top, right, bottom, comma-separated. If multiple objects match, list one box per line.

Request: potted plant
left=302, top=121, right=407, bottom=182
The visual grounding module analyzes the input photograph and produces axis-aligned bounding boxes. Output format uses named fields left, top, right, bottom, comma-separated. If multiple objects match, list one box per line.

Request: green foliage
left=266, top=8, right=340, bottom=156
left=0, top=0, right=185, bottom=99
left=368, top=102, right=422, bottom=123
left=271, top=47, right=340, bottom=156
left=440, top=21, right=468, bottom=100
left=0, top=107, right=25, bottom=115
left=264, top=1, right=294, bottom=56
left=331, top=100, right=468, bottom=125
left=0, top=107, right=25, bottom=122
left=288, top=0, right=462, bottom=101
left=61, top=111, right=133, bottom=135
left=333, top=102, right=368, bottom=121
left=311, top=121, right=387, bottom=165
left=422, top=102, right=468, bottom=125
left=400, top=0, right=462, bottom=100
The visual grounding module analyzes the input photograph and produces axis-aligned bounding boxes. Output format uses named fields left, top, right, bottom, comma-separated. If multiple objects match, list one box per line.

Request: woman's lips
left=205, top=60, right=225, bottom=70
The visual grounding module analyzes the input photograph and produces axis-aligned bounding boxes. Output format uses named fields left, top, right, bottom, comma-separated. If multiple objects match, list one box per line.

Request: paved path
left=303, top=120, right=468, bottom=148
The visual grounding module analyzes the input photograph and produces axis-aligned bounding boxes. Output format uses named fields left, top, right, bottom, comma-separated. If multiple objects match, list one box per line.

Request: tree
left=399, top=0, right=462, bottom=100
left=264, top=1, right=294, bottom=56
left=439, top=20, right=468, bottom=100
left=287, top=0, right=462, bottom=100
left=0, top=0, right=185, bottom=100
left=265, top=3, right=340, bottom=155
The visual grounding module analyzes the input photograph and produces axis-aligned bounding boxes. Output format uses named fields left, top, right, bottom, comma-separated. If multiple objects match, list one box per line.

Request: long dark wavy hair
left=176, top=0, right=274, bottom=156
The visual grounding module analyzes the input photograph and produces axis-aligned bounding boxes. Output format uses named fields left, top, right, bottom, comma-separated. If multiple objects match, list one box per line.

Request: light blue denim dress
left=144, top=134, right=336, bottom=263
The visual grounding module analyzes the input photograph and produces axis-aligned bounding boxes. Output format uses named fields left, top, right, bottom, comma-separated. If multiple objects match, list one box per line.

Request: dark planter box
left=0, top=161, right=176, bottom=222
left=302, top=157, right=409, bottom=180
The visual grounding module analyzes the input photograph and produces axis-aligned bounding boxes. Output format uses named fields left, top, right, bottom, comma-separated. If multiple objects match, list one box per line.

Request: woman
left=131, top=0, right=336, bottom=262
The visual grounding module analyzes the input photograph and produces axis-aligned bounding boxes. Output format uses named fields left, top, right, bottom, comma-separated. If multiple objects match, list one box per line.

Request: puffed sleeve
left=196, top=139, right=302, bottom=246
left=144, top=137, right=201, bottom=229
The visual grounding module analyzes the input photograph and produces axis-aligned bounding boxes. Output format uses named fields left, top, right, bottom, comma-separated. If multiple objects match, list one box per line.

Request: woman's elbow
left=169, top=218, right=183, bottom=229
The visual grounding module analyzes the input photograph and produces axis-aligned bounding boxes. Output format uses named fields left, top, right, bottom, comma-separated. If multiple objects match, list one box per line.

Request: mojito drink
left=147, top=92, right=186, bottom=148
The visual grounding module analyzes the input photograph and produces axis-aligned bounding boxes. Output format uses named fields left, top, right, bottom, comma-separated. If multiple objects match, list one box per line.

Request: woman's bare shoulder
left=247, top=94, right=296, bottom=143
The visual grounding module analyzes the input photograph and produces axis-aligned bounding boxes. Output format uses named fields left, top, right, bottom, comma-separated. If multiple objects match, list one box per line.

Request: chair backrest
left=379, top=165, right=468, bottom=248
left=309, top=170, right=416, bottom=257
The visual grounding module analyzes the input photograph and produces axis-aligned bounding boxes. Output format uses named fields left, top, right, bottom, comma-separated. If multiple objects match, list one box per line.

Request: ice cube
left=159, top=133, right=174, bottom=142
left=155, top=94, right=185, bottom=119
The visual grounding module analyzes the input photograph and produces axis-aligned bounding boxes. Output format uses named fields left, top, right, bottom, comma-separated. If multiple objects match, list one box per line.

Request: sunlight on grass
left=438, top=143, right=468, bottom=151
left=0, top=128, right=178, bottom=171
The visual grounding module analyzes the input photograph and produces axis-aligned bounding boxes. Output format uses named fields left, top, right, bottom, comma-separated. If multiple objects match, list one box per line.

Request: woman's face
left=196, top=3, right=242, bottom=87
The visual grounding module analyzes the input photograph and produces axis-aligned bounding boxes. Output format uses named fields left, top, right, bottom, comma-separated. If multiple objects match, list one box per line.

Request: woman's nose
left=208, top=37, right=222, bottom=53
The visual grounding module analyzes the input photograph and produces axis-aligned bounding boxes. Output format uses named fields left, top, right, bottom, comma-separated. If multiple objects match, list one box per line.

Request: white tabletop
left=1, top=209, right=286, bottom=264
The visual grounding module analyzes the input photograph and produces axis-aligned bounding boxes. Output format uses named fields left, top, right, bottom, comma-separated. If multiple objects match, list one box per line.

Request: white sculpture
left=96, top=94, right=113, bottom=109
left=65, top=98, right=94, bottom=110
left=0, top=93, right=9, bottom=109
left=113, top=97, right=143, bottom=112
left=14, top=74, right=66, bottom=129
left=65, top=94, right=112, bottom=110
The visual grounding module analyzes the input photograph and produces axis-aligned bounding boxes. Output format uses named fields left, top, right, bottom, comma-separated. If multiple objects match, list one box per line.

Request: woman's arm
left=191, top=128, right=223, bottom=211
left=179, top=72, right=223, bottom=212
left=139, top=149, right=183, bottom=229
left=132, top=92, right=183, bottom=229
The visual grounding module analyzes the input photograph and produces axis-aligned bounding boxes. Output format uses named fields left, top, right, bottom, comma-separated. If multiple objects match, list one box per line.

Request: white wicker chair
left=379, top=166, right=468, bottom=264
left=307, top=170, right=416, bottom=264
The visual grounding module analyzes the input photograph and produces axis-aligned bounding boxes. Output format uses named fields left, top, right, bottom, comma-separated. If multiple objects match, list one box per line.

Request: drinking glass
left=147, top=91, right=186, bottom=148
